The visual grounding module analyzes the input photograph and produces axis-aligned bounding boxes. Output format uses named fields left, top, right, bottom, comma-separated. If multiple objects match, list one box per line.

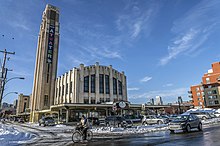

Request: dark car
left=88, top=117, right=100, bottom=126
left=168, top=113, right=202, bottom=133
left=18, top=118, right=25, bottom=123
left=39, top=117, right=55, bottom=126
left=105, top=116, right=133, bottom=128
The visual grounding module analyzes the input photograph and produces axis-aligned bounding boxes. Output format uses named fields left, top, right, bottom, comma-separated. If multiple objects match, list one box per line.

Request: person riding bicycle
left=76, top=115, right=90, bottom=141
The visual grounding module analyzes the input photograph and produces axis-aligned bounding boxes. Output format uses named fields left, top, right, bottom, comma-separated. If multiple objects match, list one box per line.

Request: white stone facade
left=54, top=62, right=127, bottom=105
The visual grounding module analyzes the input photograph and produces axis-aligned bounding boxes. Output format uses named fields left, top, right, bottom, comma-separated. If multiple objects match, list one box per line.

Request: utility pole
left=0, top=49, right=15, bottom=108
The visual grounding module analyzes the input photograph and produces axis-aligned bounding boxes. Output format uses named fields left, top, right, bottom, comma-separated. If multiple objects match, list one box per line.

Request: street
left=77, top=125, right=220, bottom=146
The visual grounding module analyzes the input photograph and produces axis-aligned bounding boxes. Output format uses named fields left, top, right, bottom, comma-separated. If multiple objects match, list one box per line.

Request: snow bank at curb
left=0, top=123, right=35, bottom=146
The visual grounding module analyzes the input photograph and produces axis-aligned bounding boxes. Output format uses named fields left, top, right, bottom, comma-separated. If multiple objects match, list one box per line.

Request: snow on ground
left=1, top=118, right=220, bottom=145
left=0, top=122, right=35, bottom=146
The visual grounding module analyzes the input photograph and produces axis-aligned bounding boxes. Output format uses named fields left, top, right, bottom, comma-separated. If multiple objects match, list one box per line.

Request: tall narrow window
left=62, top=85, right=64, bottom=96
left=118, top=81, right=122, bottom=95
left=113, top=78, right=117, bottom=95
left=99, top=74, right=104, bottom=93
left=23, top=102, right=27, bottom=112
left=58, top=87, right=61, bottom=97
left=66, top=83, right=68, bottom=94
left=44, top=95, right=49, bottom=106
left=70, top=81, right=72, bottom=93
left=91, top=74, right=96, bottom=93
left=84, top=76, right=89, bottom=92
left=105, top=75, right=110, bottom=94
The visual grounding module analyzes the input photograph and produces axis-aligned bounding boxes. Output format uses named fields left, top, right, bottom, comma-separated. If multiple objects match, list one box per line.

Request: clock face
left=119, top=101, right=126, bottom=108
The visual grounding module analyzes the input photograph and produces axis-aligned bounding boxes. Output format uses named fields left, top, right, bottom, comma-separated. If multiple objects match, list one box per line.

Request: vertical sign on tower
left=47, top=25, right=55, bottom=63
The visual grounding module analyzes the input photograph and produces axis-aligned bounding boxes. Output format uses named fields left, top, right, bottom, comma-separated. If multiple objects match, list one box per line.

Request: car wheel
left=157, top=120, right=163, bottom=125
left=142, top=121, right=147, bottom=125
left=198, top=123, right=202, bottom=131
left=170, top=130, right=175, bottom=134
left=186, top=124, right=191, bottom=132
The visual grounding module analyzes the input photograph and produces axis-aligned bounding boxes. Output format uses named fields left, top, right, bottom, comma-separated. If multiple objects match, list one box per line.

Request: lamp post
left=3, top=92, right=18, bottom=99
left=0, top=72, right=24, bottom=108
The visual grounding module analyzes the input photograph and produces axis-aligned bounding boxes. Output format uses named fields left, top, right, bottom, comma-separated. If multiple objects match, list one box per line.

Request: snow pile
left=91, top=124, right=168, bottom=135
left=202, top=118, right=220, bottom=125
left=0, top=123, right=35, bottom=146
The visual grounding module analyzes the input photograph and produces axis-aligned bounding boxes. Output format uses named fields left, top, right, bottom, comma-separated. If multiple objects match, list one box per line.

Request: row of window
left=84, top=74, right=123, bottom=95
left=209, top=100, right=219, bottom=105
left=56, top=74, right=123, bottom=97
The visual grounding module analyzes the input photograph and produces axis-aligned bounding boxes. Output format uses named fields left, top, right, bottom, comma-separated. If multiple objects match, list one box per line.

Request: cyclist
left=76, top=115, right=90, bottom=141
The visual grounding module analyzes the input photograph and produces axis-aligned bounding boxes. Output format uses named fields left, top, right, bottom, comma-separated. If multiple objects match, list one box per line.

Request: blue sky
left=0, top=0, right=220, bottom=104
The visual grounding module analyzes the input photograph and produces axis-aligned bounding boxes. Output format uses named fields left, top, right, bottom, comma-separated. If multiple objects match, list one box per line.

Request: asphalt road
left=78, top=125, right=220, bottom=146
left=4, top=122, right=220, bottom=146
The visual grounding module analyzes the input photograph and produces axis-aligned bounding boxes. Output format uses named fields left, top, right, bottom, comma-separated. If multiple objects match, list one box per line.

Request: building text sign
left=47, top=25, right=55, bottom=63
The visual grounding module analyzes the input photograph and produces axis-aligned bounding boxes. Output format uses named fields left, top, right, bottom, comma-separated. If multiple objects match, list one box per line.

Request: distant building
left=17, top=94, right=30, bottom=115
left=13, top=99, right=18, bottom=109
left=189, top=62, right=220, bottom=108
left=150, top=98, right=154, bottom=105
left=189, top=84, right=204, bottom=108
left=155, top=96, right=163, bottom=105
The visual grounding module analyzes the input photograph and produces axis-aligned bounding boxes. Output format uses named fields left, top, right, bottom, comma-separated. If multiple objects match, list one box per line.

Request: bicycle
left=72, top=128, right=93, bottom=143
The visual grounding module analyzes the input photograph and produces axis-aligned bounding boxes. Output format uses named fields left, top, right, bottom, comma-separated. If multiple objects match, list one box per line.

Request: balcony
left=188, top=91, right=192, bottom=94
left=188, top=95, right=193, bottom=98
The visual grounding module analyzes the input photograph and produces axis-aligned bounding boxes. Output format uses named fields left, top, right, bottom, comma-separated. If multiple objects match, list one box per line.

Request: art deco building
left=30, top=4, right=60, bottom=122
left=54, top=62, right=127, bottom=105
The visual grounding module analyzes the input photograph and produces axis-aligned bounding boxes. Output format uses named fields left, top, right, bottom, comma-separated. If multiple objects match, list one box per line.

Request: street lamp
left=3, top=92, right=18, bottom=99
left=0, top=75, right=24, bottom=108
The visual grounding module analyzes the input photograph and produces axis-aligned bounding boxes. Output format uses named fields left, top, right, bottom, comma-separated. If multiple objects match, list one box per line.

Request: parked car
left=142, top=115, right=169, bottom=125
left=169, top=113, right=202, bottom=133
left=39, top=117, right=55, bottom=126
left=187, top=111, right=212, bottom=120
left=168, top=115, right=178, bottom=122
left=123, top=115, right=142, bottom=123
left=88, top=117, right=100, bottom=126
left=18, top=118, right=25, bottom=123
left=105, top=116, right=133, bottom=128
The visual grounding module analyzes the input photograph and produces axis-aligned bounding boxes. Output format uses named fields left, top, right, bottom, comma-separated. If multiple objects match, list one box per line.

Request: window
left=215, top=100, right=219, bottom=104
left=23, top=102, right=27, bottom=112
left=208, top=96, right=213, bottom=99
left=106, top=98, right=110, bottom=102
left=200, top=86, right=204, bottom=91
left=84, top=98, right=89, bottom=104
left=62, top=85, right=64, bottom=96
left=91, top=74, right=95, bottom=93
left=113, top=78, right=117, bottom=95
left=100, top=98, right=104, bottom=103
left=212, top=90, right=217, bottom=94
left=70, top=81, right=72, bottom=93
left=196, top=87, right=200, bottom=91
left=105, top=75, right=110, bottom=94
left=91, top=99, right=96, bottom=104
left=59, top=87, right=61, bottom=97
left=206, top=78, right=210, bottom=84
left=118, top=81, right=122, bottom=95
left=66, top=83, right=68, bottom=94
left=208, top=91, right=212, bottom=95
left=196, top=92, right=200, bottom=96
left=44, top=95, right=49, bottom=106
left=213, top=95, right=217, bottom=99
left=84, top=76, right=89, bottom=92
left=99, top=74, right=104, bottom=93
left=209, top=101, right=214, bottom=105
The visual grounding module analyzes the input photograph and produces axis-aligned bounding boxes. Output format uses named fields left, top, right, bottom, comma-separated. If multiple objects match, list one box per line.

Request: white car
left=142, top=115, right=168, bottom=125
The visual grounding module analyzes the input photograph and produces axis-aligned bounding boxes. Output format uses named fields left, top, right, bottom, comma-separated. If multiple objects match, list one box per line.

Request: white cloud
left=160, top=0, right=220, bottom=65
left=127, top=87, right=140, bottom=91
left=163, top=83, right=173, bottom=87
left=140, top=76, right=152, bottom=83
left=116, top=2, right=159, bottom=39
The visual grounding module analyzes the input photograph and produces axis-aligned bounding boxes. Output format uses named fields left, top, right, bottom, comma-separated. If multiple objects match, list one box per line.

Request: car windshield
left=174, top=115, right=189, bottom=121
